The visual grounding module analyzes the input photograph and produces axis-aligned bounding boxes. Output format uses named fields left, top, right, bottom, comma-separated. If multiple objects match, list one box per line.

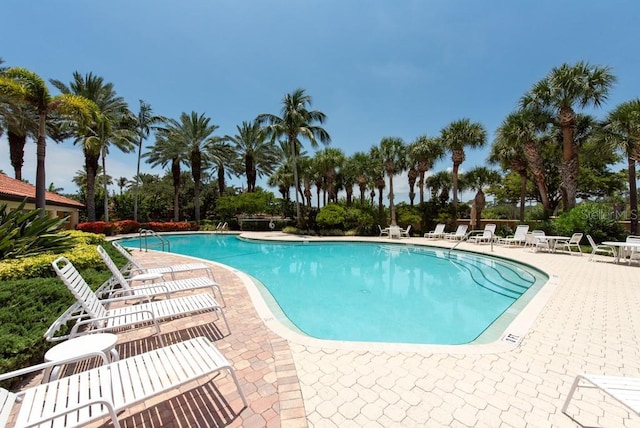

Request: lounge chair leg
left=562, top=375, right=584, bottom=414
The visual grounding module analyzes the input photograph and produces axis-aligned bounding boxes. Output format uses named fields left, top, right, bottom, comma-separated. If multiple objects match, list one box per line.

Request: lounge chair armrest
left=70, top=309, right=157, bottom=336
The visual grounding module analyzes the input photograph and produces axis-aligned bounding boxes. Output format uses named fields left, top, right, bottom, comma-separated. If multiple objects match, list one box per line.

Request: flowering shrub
left=141, top=221, right=199, bottom=232
left=111, top=220, right=140, bottom=234
left=76, top=221, right=111, bottom=234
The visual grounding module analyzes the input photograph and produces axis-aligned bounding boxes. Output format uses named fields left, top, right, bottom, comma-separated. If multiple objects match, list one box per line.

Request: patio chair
left=400, top=225, right=412, bottom=238
left=424, top=223, right=446, bottom=239
left=378, top=225, right=390, bottom=237
left=586, top=235, right=616, bottom=262
left=532, top=230, right=550, bottom=252
left=554, top=232, right=583, bottom=255
left=97, top=245, right=225, bottom=306
left=112, top=240, right=215, bottom=281
left=468, top=223, right=496, bottom=244
left=500, top=225, right=529, bottom=246
left=624, top=235, right=640, bottom=265
left=562, top=373, right=640, bottom=418
left=0, top=337, right=247, bottom=428
left=51, top=257, right=230, bottom=344
left=444, top=224, right=468, bottom=240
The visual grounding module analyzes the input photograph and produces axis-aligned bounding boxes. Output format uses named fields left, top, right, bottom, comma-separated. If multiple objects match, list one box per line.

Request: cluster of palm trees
left=2, top=59, right=639, bottom=234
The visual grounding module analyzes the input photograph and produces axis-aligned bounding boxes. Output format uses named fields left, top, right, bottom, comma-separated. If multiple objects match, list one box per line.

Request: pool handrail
left=448, top=230, right=494, bottom=255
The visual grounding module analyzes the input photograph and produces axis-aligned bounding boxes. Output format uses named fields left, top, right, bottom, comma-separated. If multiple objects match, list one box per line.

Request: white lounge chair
left=532, top=230, right=550, bottom=252
left=424, top=223, right=446, bottom=239
left=468, top=223, right=496, bottom=244
left=400, top=225, right=412, bottom=238
left=500, top=225, right=529, bottom=246
left=554, top=232, right=583, bottom=254
left=51, top=257, right=230, bottom=344
left=586, top=234, right=616, bottom=262
left=112, top=241, right=215, bottom=281
left=444, top=224, right=468, bottom=240
left=562, top=373, right=640, bottom=418
left=378, top=225, right=390, bottom=237
left=0, top=337, right=247, bottom=428
left=97, top=245, right=225, bottom=306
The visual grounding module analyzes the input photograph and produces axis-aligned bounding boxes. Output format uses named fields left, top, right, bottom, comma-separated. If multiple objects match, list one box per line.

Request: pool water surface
left=119, top=234, right=547, bottom=345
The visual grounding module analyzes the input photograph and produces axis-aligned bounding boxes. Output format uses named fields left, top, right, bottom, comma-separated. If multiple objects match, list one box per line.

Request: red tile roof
left=0, top=173, right=84, bottom=209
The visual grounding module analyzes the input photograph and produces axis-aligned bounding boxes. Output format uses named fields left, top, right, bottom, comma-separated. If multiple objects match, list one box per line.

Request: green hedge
left=0, top=233, right=126, bottom=386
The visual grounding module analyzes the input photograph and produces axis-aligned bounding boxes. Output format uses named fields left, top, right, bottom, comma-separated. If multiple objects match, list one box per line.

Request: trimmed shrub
left=142, top=221, right=199, bottom=232
left=316, top=204, right=346, bottom=230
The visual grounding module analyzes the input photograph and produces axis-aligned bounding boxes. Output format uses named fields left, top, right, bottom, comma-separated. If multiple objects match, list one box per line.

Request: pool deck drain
left=88, top=233, right=640, bottom=427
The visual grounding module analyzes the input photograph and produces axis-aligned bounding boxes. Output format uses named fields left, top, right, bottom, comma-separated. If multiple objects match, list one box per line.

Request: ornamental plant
left=0, top=200, right=75, bottom=260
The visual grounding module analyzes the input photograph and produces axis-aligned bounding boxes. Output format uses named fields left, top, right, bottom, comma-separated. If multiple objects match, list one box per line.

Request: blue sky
left=2, top=0, right=639, bottom=202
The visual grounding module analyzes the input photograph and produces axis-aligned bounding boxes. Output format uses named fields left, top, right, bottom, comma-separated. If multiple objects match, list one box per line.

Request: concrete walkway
left=106, top=234, right=640, bottom=426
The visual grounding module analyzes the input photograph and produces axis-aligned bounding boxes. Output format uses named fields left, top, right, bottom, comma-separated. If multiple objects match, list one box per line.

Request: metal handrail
left=138, top=229, right=171, bottom=252
left=448, top=229, right=494, bottom=256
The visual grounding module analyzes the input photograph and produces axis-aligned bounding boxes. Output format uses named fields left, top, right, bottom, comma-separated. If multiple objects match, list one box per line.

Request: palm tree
left=427, top=170, right=453, bottom=204
left=208, top=136, right=234, bottom=198
left=521, top=61, right=616, bottom=210
left=257, top=88, right=331, bottom=224
left=116, top=176, right=128, bottom=195
left=602, top=99, right=640, bottom=234
left=131, top=100, right=165, bottom=222
left=51, top=71, right=131, bottom=221
left=160, top=112, right=220, bottom=222
left=369, top=146, right=386, bottom=217
left=0, top=102, right=37, bottom=180
left=378, top=137, right=407, bottom=226
left=0, top=67, right=96, bottom=213
left=440, top=118, right=487, bottom=217
left=409, top=135, right=445, bottom=205
left=315, top=147, right=345, bottom=205
left=226, top=120, right=278, bottom=193
left=145, top=128, right=189, bottom=221
left=464, top=167, right=501, bottom=226
left=492, top=108, right=554, bottom=219
left=349, top=151, right=373, bottom=206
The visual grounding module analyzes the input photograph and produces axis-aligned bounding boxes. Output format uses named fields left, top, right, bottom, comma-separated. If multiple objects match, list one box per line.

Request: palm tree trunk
left=519, top=172, right=527, bottom=222
left=628, top=155, right=638, bottom=234
left=560, top=112, right=577, bottom=210
left=35, top=113, right=47, bottom=215
left=389, top=175, right=397, bottom=226
left=102, top=149, right=109, bottom=222
left=452, top=162, right=460, bottom=215
left=289, top=137, right=301, bottom=224
left=8, top=131, right=26, bottom=181
left=85, top=150, right=100, bottom=222
left=171, top=159, right=180, bottom=221
left=133, top=135, right=143, bottom=222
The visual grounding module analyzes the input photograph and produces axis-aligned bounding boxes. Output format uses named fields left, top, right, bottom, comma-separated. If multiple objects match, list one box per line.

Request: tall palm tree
left=521, top=61, right=616, bottom=210
left=51, top=71, right=131, bottom=221
left=116, top=176, right=128, bottom=195
left=226, top=120, right=278, bottom=193
left=378, top=137, right=407, bottom=226
left=161, top=112, right=220, bottom=222
left=409, top=135, right=445, bottom=205
left=208, top=136, right=234, bottom=197
left=257, top=88, right=331, bottom=224
left=602, top=99, right=640, bottom=234
left=440, top=118, right=487, bottom=217
left=131, top=100, right=165, bottom=222
left=145, top=128, right=189, bottom=221
left=493, top=108, right=553, bottom=219
left=0, top=67, right=96, bottom=213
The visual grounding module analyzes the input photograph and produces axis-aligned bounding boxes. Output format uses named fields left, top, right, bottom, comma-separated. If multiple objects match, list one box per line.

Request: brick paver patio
left=14, top=233, right=640, bottom=427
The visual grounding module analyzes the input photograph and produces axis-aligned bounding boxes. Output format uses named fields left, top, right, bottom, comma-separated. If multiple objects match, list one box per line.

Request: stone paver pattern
left=13, top=232, right=640, bottom=427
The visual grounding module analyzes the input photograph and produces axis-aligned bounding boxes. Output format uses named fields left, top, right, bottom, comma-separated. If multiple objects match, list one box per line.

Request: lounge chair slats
left=3, top=337, right=246, bottom=428
left=563, top=373, right=640, bottom=417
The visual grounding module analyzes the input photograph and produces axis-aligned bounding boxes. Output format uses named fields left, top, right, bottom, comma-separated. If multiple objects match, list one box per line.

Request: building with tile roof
left=0, top=173, right=84, bottom=229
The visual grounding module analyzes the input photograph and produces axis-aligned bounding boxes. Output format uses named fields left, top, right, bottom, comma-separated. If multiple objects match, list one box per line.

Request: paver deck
left=16, top=232, right=640, bottom=427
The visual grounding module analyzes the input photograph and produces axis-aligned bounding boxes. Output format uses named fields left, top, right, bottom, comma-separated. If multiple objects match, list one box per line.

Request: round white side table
left=44, top=333, right=119, bottom=382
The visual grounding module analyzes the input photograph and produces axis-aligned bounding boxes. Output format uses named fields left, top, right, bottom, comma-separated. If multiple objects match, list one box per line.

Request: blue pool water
left=119, top=234, right=547, bottom=345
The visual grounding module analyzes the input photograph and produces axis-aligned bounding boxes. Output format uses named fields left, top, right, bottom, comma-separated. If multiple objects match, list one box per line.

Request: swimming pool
left=118, top=234, right=548, bottom=345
